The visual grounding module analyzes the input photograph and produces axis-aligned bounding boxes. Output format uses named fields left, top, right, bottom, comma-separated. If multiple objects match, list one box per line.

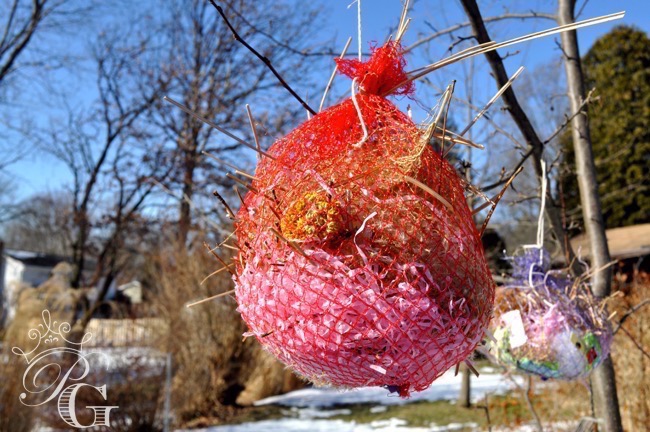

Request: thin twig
left=464, top=359, right=480, bottom=377
left=483, top=328, right=497, bottom=343
left=479, top=166, right=523, bottom=237
left=227, top=173, right=259, bottom=194
left=618, top=325, right=650, bottom=360
left=576, top=0, right=592, bottom=19
left=209, top=230, right=237, bottom=252
left=543, top=88, right=597, bottom=145
left=356, top=0, right=362, bottom=60
left=472, top=199, right=494, bottom=215
left=262, top=196, right=283, bottom=222
left=523, top=376, right=544, bottom=432
left=422, top=82, right=455, bottom=145
left=152, top=178, right=226, bottom=233
left=233, top=185, right=246, bottom=206
left=437, top=128, right=485, bottom=149
left=217, top=2, right=344, bottom=58
left=438, top=80, right=456, bottom=156
left=482, top=149, right=533, bottom=192
left=245, top=104, right=262, bottom=161
left=209, top=0, right=316, bottom=115
left=396, top=18, right=412, bottom=43
left=204, top=241, right=237, bottom=281
left=484, top=393, right=492, bottom=432
left=474, top=393, right=492, bottom=432
left=269, top=227, right=316, bottom=264
left=163, top=96, right=275, bottom=159
left=613, top=299, right=650, bottom=334
left=576, top=260, right=618, bottom=287
left=212, top=189, right=237, bottom=221
left=395, top=0, right=411, bottom=42
left=423, top=79, right=522, bottom=149
left=203, top=151, right=258, bottom=180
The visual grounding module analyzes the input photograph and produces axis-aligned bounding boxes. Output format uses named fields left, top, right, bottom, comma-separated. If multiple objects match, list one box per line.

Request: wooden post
left=458, top=363, right=471, bottom=408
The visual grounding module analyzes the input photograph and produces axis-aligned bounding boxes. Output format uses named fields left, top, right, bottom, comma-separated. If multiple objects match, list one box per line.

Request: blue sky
left=3, top=0, right=648, bottom=201
left=326, top=0, right=647, bottom=61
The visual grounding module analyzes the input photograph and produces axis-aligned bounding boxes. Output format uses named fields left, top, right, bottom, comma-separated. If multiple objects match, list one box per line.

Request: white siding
left=1, top=257, right=26, bottom=323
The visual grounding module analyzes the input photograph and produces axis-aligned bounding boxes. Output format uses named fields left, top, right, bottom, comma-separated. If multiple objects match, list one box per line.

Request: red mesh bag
left=234, top=42, right=494, bottom=396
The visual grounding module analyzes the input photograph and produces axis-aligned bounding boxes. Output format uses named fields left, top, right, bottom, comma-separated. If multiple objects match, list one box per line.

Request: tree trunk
left=557, top=1, right=622, bottom=431
left=178, top=148, right=197, bottom=245
left=71, top=211, right=88, bottom=288
left=458, top=364, right=471, bottom=408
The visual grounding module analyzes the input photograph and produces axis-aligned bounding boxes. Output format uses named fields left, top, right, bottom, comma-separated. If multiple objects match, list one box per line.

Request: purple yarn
left=511, top=247, right=550, bottom=280
left=509, top=247, right=573, bottom=294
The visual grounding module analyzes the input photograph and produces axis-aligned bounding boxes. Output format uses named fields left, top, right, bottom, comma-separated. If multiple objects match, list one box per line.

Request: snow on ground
left=87, top=346, right=167, bottom=371
left=180, top=418, right=480, bottom=432
left=185, top=418, right=412, bottom=432
left=254, top=369, right=523, bottom=408
left=182, top=369, right=525, bottom=432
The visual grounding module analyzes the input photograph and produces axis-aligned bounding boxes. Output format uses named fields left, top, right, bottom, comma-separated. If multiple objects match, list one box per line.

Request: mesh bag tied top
left=234, top=42, right=495, bottom=396
left=490, top=248, right=613, bottom=380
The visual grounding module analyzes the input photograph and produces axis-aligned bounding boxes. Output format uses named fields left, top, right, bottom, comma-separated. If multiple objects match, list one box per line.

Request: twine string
left=523, top=160, right=548, bottom=287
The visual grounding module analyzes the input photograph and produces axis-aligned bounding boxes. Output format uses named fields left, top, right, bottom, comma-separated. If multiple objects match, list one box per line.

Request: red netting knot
left=335, top=41, right=414, bottom=97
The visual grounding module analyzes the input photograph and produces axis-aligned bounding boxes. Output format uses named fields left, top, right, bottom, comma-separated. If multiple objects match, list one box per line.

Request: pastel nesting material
left=490, top=248, right=612, bottom=380
left=234, top=42, right=494, bottom=396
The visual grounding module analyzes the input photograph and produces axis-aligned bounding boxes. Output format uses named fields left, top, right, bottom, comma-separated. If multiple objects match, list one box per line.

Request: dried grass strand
left=186, top=289, right=236, bottom=308
left=319, top=36, right=353, bottom=112
left=403, top=175, right=454, bottom=212
left=385, top=11, right=625, bottom=95
left=445, top=66, right=524, bottom=157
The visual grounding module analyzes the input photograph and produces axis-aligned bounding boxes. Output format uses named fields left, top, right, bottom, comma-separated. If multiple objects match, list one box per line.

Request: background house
left=0, top=247, right=72, bottom=326
left=0, top=245, right=99, bottom=327
left=570, top=223, right=650, bottom=281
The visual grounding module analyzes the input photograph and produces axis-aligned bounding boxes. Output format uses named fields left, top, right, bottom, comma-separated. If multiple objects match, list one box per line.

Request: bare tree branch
left=215, top=1, right=339, bottom=58
left=459, top=0, right=580, bottom=274
left=151, top=0, right=322, bottom=245
left=0, top=0, right=45, bottom=83
left=482, top=149, right=534, bottom=192
left=618, top=325, right=650, bottom=360
left=613, top=299, right=650, bottom=335
left=0, top=0, right=94, bottom=86
left=208, top=0, right=316, bottom=115
left=543, top=87, right=597, bottom=145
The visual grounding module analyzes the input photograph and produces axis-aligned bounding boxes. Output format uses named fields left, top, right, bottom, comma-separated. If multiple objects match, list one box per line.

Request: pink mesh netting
left=233, top=42, right=494, bottom=396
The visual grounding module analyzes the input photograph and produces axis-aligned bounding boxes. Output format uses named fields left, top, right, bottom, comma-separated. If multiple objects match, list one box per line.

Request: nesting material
left=490, top=248, right=612, bottom=380
left=234, top=42, right=494, bottom=396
